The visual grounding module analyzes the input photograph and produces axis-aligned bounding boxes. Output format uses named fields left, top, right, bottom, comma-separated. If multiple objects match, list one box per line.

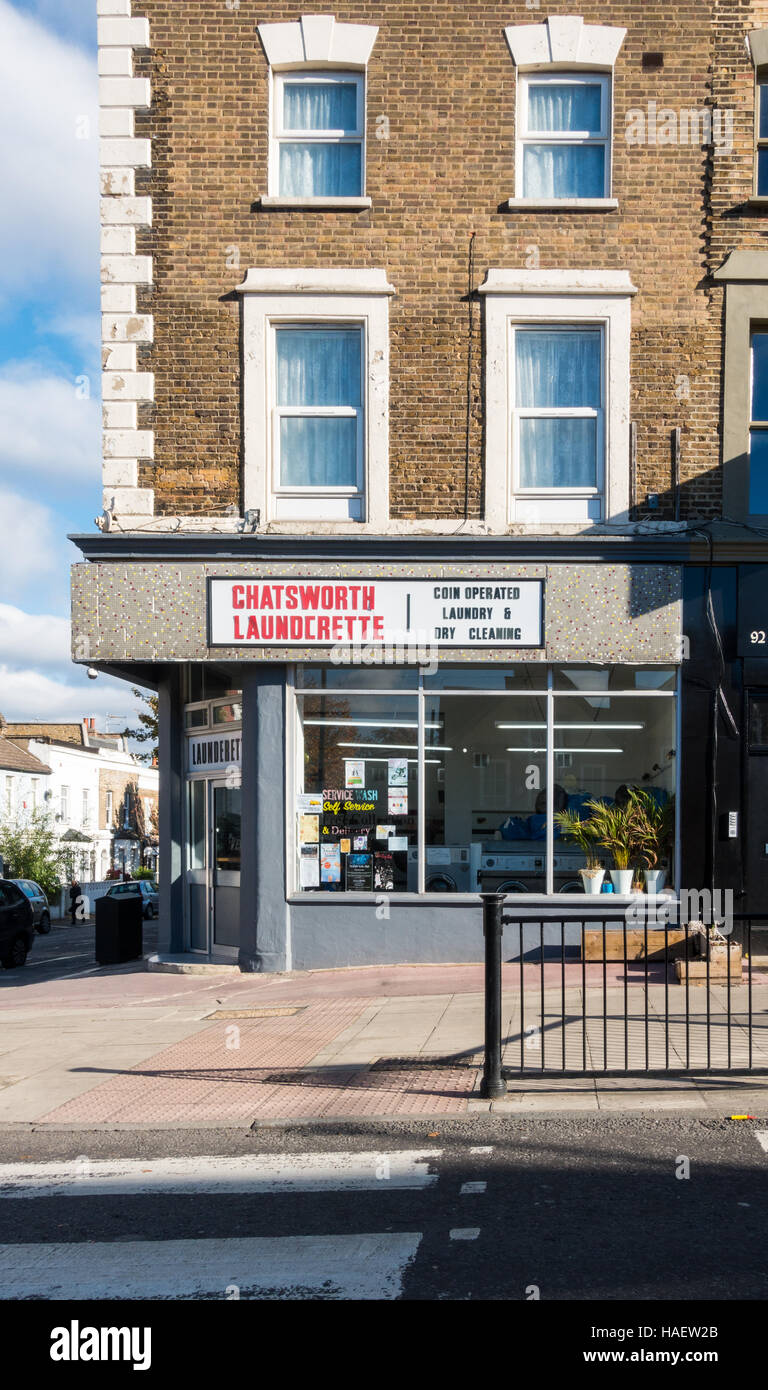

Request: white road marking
left=0, top=1234, right=422, bottom=1301
left=460, top=1181, right=487, bottom=1194
left=0, top=1150, right=442, bottom=1199
left=450, top=1228, right=480, bottom=1241
left=755, top=1131, right=768, bottom=1153
left=470, top=1146, right=493, bottom=1154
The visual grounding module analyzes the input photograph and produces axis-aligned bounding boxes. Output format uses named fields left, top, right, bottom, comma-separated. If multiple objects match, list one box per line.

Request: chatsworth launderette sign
left=208, top=577, right=545, bottom=649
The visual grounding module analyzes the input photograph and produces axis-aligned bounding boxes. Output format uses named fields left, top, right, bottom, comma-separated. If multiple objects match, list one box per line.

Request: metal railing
left=480, top=895, right=768, bottom=1096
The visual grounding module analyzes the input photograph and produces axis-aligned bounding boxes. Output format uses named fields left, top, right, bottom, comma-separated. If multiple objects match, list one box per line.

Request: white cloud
left=0, top=664, right=139, bottom=725
left=0, top=364, right=101, bottom=488
left=0, top=602, right=70, bottom=668
left=0, top=1, right=98, bottom=305
left=0, top=488, right=59, bottom=594
left=44, top=312, right=101, bottom=359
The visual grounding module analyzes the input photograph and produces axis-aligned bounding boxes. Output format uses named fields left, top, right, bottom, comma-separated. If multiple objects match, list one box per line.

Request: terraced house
left=72, top=0, right=768, bottom=969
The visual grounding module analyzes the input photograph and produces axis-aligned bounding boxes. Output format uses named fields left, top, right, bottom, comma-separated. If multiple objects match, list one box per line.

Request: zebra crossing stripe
left=0, top=1234, right=423, bottom=1301
left=0, top=1151, right=442, bottom=1199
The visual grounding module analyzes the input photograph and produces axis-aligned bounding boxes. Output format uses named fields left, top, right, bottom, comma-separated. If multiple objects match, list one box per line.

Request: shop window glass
left=188, top=780, right=206, bottom=871
left=424, top=664, right=548, bottom=691
left=213, top=700, right=243, bottom=725
left=185, top=706, right=208, bottom=730
left=297, top=694, right=419, bottom=892
left=297, top=665, right=418, bottom=690
left=553, top=666, right=676, bottom=692
left=294, top=672, right=678, bottom=895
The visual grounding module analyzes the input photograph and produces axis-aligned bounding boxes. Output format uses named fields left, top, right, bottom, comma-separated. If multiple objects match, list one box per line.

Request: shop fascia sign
left=187, top=731, right=242, bottom=773
left=208, top=578, right=544, bottom=649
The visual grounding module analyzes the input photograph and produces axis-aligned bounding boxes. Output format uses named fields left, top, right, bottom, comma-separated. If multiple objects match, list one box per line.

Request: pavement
left=2, top=920, right=768, bottom=1127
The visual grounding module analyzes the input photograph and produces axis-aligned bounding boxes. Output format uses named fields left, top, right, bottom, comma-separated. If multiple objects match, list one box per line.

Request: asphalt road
left=0, top=1116, right=766, bottom=1304
left=0, top=917, right=159, bottom=987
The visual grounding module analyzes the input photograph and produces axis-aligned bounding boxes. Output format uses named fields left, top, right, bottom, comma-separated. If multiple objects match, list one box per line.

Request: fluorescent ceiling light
left=304, top=719, right=442, bottom=729
left=495, top=722, right=644, bottom=731
left=505, top=747, right=624, bottom=754
left=337, top=741, right=452, bottom=752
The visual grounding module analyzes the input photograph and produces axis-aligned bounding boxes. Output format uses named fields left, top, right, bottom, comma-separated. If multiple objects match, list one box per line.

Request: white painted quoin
left=98, top=0, right=154, bottom=520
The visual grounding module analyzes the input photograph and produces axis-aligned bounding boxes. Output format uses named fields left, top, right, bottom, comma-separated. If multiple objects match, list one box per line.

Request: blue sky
left=0, top=0, right=144, bottom=728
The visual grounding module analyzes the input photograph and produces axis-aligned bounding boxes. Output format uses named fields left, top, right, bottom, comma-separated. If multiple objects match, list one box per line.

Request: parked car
left=104, top=880, right=159, bottom=919
left=0, top=879, right=35, bottom=968
left=11, top=880, right=51, bottom=934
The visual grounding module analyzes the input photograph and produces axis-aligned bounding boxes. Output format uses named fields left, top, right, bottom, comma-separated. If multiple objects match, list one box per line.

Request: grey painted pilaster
left=158, top=667, right=184, bottom=953
left=239, top=665, right=287, bottom=972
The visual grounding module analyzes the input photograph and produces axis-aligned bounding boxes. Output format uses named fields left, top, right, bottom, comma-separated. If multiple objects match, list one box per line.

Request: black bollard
left=480, top=892, right=506, bottom=1099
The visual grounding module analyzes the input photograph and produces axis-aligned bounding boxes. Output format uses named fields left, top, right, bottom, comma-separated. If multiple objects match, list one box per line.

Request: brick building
left=72, top=1, right=768, bottom=967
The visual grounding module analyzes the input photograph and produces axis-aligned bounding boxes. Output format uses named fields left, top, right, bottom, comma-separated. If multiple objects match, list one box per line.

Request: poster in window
left=353, top=834, right=369, bottom=851
left=387, top=757, right=408, bottom=787
left=297, top=792, right=323, bottom=814
left=345, top=852, right=374, bottom=891
left=374, top=853, right=394, bottom=892
left=388, top=790, right=408, bottom=817
left=298, top=814, right=320, bottom=845
left=300, top=844, right=320, bottom=888
left=320, top=844, right=341, bottom=884
left=344, top=759, right=366, bottom=789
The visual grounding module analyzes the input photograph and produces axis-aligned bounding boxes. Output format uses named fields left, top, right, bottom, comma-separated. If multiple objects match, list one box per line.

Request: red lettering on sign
left=232, top=585, right=245, bottom=609
left=363, top=586, right=375, bottom=610
left=318, top=616, right=330, bottom=641
left=234, top=615, right=244, bottom=639
left=246, top=616, right=260, bottom=639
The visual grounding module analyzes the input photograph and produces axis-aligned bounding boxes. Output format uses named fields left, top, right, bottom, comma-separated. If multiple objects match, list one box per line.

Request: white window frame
left=271, top=70, right=365, bottom=201
left=271, top=321, right=366, bottom=501
left=516, top=71, right=611, bottom=202
left=511, top=322, right=605, bottom=504
left=106, top=789, right=114, bottom=828
left=480, top=269, right=636, bottom=529
left=238, top=268, right=395, bottom=529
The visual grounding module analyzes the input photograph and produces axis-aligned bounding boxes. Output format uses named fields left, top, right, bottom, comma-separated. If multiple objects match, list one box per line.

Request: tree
left=123, top=688, right=159, bottom=765
left=0, top=809, right=67, bottom=901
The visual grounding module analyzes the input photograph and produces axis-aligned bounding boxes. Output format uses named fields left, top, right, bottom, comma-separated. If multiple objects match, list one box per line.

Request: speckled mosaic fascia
left=72, top=561, right=682, bottom=666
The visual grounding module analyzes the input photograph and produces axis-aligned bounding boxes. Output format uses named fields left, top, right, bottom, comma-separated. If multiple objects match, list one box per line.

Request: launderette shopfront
left=167, top=558, right=683, bottom=970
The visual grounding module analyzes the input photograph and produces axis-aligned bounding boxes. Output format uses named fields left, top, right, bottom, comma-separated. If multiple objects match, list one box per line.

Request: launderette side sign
left=208, top=578, right=544, bottom=648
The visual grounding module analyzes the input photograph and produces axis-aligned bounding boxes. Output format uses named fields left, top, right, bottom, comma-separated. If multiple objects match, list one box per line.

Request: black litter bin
left=95, top=893, right=143, bottom=965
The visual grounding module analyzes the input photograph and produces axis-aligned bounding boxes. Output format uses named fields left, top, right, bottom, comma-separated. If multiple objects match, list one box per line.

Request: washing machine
left=479, top=850, right=544, bottom=894
left=407, top=844, right=482, bottom=892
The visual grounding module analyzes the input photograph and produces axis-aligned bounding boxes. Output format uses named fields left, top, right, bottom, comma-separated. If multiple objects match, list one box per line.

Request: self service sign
left=208, top=577, right=544, bottom=648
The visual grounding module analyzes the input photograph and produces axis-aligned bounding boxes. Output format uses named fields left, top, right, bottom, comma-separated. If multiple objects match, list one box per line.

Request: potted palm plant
left=582, top=798, right=637, bottom=894
left=627, top=789, right=674, bottom=893
left=554, top=808, right=605, bottom=894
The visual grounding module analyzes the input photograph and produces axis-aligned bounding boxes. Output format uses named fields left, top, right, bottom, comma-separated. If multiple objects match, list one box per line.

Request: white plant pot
left=579, top=867, right=605, bottom=895
left=644, top=868, right=666, bottom=894
left=610, top=869, right=635, bottom=895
